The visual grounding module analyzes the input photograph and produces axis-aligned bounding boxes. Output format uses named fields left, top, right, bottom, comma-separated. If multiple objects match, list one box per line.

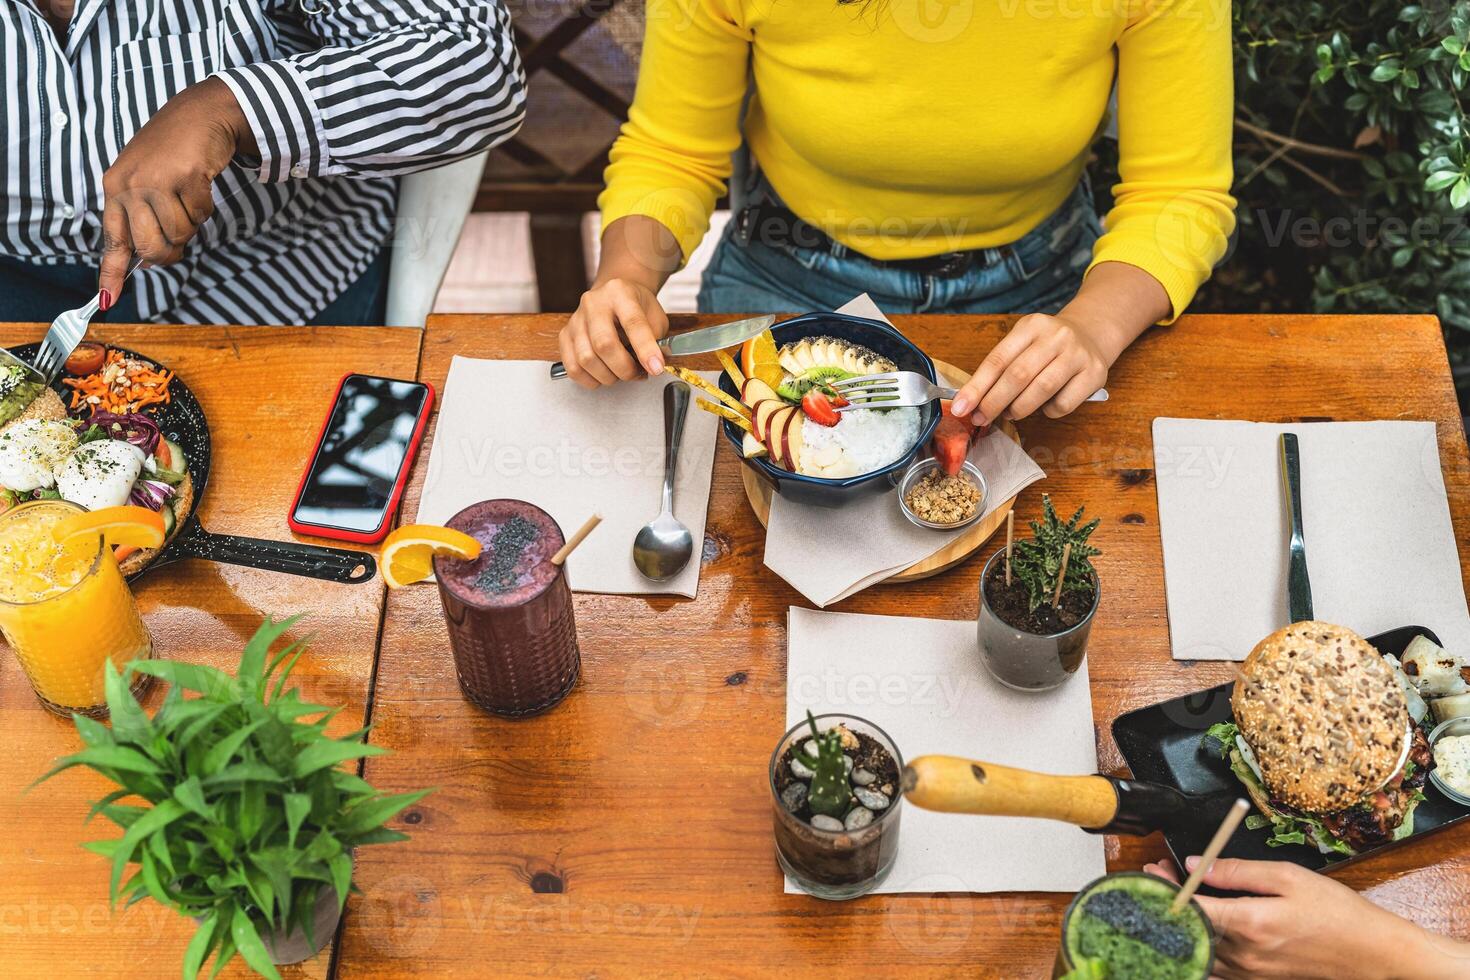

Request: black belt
left=731, top=202, right=1011, bottom=279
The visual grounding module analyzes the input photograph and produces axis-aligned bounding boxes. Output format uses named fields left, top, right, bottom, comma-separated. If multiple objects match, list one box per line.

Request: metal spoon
left=633, top=381, right=694, bottom=581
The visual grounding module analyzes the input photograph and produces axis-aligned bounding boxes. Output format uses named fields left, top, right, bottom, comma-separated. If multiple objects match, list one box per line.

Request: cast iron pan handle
left=902, top=755, right=1196, bottom=835
left=166, top=527, right=377, bottom=584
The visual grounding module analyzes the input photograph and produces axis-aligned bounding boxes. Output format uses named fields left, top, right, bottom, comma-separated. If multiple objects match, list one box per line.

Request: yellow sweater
left=600, top=0, right=1236, bottom=319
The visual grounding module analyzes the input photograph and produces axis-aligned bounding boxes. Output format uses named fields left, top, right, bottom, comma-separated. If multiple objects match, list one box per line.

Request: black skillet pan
left=14, top=343, right=376, bottom=584
left=901, top=625, right=1468, bottom=873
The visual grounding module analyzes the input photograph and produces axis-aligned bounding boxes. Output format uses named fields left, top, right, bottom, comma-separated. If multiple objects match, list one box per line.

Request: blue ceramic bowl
left=718, top=312, right=941, bottom=507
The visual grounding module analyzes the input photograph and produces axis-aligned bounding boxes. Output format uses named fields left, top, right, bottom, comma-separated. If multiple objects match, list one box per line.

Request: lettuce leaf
left=1200, top=723, right=1357, bottom=856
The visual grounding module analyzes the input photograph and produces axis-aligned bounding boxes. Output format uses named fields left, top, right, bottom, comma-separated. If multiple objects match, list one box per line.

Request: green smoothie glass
left=1053, top=872, right=1215, bottom=980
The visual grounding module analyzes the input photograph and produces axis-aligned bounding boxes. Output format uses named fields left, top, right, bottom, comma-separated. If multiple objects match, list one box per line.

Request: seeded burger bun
left=0, top=387, right=66, bottom=434
left=1232, top=621, right=1408, bottom=814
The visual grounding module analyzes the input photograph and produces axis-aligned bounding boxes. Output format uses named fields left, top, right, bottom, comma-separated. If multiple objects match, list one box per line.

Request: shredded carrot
left=64, top=349, right=173, bottom=415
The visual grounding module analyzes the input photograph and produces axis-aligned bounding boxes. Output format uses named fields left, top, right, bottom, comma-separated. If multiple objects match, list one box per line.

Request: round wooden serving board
left=740, top=358, right=1021, bottom=583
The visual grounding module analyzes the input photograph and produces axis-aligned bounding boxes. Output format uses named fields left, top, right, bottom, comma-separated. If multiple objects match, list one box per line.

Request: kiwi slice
left=778, top=366, right=855, bottom=402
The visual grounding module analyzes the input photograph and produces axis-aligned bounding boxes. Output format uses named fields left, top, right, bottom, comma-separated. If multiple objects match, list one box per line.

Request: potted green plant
left=34, top=615, right=429, bottom=979
left=769, top=711, right=903, bottom=900
left=978, top=495, right=1101, bottom=691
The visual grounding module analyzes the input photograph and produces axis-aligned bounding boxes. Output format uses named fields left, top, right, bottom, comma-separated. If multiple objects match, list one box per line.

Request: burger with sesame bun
left=1205, top=621, right=1435, bottom=856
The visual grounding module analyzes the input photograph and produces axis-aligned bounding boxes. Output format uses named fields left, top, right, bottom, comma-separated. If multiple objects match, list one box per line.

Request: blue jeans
left=698, top=173, right=1101, bottom=316
left=0, top=246, right=389, bottom=326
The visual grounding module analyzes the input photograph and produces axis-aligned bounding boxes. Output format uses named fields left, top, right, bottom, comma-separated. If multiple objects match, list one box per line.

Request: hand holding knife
left=550, top=315, right=776, bottom=380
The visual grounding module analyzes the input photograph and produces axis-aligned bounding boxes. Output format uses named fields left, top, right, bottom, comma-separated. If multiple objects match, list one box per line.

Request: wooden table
left=0, top=323, right=421, bottom=978
left=331, top=313, right=1470, bottom=978
left=5, top=315, right=1469, bottom=978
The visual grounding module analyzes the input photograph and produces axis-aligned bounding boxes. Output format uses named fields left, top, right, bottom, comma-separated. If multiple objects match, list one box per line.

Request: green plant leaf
left=329, top=853, right=353, bottom=913
left=335, top=789, right=432, bottom=838
left=33, top=744, right=163, bottom=788
left=183, top=910, right=220, bottom=980
left=1454, top=177, right=1470, bottom=210
left=105, top=661, right=153, bottom=743
left=1427, top=169, right=1464, bottom=191
left=284, top=792, right=312, bottom=850
left=72, top=712, right=116, bottom=748
left=237, top=615, right=303, bottom=700
left=202, top=762, right=285, bottom=788
left=84, top=788, right=134, bottom=824
left=206, top=931, right=237, bottom=980
left=172, top=776, right=214, bottom=821
left=131, top=660, right=236, bottom=700
left=239, top=781, right=266, bottom=844
left=200, top=719, right=265, bottom=777
left=229, top=905, right=282, bottom=980
left=110, top=799, right=185, bottom=908
left=291, top=738, right=386, bottom=779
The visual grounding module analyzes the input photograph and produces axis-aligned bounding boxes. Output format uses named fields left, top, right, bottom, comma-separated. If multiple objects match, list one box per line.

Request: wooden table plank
left=0, top=324, right=422, bottom=979
left=345, top=313, right=1470, bottom=977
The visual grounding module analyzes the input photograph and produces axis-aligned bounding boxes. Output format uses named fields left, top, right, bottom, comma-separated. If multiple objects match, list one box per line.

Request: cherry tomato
left=64, top=342, right=107, bottom=376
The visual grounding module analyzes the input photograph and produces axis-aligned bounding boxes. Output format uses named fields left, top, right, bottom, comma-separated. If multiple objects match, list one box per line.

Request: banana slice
left=778, top=349, right=804, bottom=376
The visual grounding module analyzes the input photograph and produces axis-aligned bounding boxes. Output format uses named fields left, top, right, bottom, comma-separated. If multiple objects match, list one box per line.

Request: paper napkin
left=416, top=357, right=719, bottom=597
left=1153, top=418, right=1470, bottom=660
left=785, top=608, right=1107, bottom=894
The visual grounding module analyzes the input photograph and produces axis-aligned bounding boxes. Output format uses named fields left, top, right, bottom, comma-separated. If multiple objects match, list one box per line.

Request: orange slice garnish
left=380, top=524, right=482, bottom=589
left=739, top=329, right=784, bottom=390
left=52, top=506, right=167, bottom=552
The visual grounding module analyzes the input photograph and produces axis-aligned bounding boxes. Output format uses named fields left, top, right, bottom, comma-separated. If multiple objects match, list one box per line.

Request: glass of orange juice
left=0, top=500, right=153, bottom=717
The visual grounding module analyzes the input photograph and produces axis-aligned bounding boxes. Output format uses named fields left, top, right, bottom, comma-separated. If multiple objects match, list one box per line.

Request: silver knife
left=550, top=315, right=776, bottom=380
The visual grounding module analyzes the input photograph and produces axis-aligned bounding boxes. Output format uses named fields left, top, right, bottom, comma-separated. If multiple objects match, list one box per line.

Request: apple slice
left=741, top=432, right=767, bottom=458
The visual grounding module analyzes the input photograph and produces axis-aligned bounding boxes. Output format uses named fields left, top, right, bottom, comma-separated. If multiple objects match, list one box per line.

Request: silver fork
left=832, top=371, right=1109, bottom=411
left=31, top=255, right=144, bottom=383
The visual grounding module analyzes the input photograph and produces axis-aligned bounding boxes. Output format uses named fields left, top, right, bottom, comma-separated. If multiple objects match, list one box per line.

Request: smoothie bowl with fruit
left=708, top=313, right=942, bottom=507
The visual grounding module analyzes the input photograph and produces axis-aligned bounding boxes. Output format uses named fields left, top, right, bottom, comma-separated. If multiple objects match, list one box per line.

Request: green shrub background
left=1094, top=1, right=1470, bottom=410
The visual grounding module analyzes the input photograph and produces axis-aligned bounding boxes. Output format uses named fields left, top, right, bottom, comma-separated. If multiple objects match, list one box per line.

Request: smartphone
left=288, top=374, right=434, bottom=544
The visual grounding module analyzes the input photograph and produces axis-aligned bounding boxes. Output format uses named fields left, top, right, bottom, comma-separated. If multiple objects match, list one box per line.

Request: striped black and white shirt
left=2, top=0, right=525, bottom=324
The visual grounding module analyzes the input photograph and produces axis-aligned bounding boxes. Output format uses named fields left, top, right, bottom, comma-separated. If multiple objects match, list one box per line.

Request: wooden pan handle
left=901, top=755, right=1120, bottom=829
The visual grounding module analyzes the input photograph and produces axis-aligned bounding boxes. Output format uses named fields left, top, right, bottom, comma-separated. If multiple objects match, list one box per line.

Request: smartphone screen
left=292, top=375, right=429, bottom=535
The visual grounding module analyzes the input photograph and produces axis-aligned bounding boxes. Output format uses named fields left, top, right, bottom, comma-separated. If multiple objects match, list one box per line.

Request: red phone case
left=287, top=373, right=435, bottom=545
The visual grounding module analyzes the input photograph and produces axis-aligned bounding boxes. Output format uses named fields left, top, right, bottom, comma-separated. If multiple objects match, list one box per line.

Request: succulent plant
left=804, top=711, right=851, bottom=819
left=1010, top=494, right=1100, bottom=613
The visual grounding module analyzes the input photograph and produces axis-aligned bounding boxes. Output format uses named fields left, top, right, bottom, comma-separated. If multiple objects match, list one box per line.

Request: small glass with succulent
left=33, top=615, right=428, bottom=979
left=978, top=495, right=1101, bottom=691
left=769, top=711, right=903, bottom=900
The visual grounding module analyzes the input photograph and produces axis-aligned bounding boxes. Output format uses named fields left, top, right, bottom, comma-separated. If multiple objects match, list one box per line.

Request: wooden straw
left=551, top=514, right=602, bottom=566
left=1051, top=542, right=1072, bottom=606
left=1169, top=798, right=1250, bottom=914
left=1004, top=511, right=1015, bottom=586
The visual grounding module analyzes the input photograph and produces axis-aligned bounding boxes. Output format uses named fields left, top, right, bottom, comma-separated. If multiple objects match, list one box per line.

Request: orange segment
left=739, top=329, right=783, bottom=390
left=381, top=524, right=483, bottom=589
left=52, top=506, right=167, bottom=551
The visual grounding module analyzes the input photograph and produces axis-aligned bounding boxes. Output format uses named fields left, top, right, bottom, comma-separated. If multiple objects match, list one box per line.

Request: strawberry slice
left=931, top=399, right=986, bottom=475
left=802, top=389, right=841, bottom=427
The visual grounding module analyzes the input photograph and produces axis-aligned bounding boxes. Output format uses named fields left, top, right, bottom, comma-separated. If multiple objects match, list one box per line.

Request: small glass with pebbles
left=769, top=713, right=903, bottom=900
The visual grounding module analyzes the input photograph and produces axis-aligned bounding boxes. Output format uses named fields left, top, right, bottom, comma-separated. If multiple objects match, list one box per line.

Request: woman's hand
left=949, top=311, right=1111, bottom=424
left=950, top=260, right=1172, bottom=424
left=558, top=279, right=671, bottom=388
left=1144, top=857, right=1469, bottom=980
left=98, top=77, right=254, bottom=308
